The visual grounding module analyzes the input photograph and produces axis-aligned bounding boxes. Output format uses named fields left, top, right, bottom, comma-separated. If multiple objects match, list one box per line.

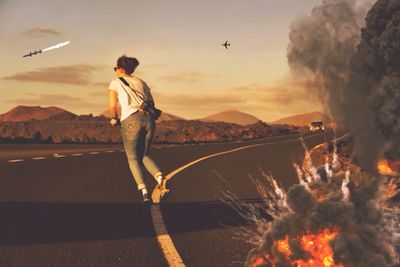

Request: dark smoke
left=287, top=0, right=388, bottom=172
left=245, top=0, right=400, bottom=266
left=346, top=0, right=400, bottom=169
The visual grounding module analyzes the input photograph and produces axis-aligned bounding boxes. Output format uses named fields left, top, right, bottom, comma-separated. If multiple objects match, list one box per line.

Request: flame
left=251, top=229, right=344, bottom=267
left=251, top=256, right=267, bottom=267
left=294, top=229, right=344, bottom=267
left=377, top=159, right=399, bottom=176
left=277, top=236, right=291, bottom=257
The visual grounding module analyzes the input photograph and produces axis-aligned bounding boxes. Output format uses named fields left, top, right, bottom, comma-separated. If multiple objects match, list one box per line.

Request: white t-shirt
left=109, top=76, right=153, bottom=121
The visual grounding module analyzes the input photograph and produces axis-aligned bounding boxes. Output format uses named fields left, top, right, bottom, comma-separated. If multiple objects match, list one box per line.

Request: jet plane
left=23, top=50, right=42, bottom=58
left=222, top=40, right=230, bottom=49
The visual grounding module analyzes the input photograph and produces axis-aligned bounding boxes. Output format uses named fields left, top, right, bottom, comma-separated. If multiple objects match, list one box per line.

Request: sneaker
left=158, top=179, right=170, bottom=199
left=142, top=193, right=153, bottom=204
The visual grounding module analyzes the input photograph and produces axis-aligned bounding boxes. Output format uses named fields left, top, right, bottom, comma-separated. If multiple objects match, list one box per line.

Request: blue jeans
left=121, top=110, right=162, bottom=191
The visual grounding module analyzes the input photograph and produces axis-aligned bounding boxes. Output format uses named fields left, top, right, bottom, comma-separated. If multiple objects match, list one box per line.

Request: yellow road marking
left=149, top=133, right=326, bottom=267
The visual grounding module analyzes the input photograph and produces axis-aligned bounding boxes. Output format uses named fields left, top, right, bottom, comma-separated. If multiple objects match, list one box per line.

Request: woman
left=108, top=55, right=169, bottom=204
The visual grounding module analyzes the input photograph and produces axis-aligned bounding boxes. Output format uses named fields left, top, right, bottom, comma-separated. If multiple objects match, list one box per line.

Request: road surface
left=0, top=131, right=333, bottom=266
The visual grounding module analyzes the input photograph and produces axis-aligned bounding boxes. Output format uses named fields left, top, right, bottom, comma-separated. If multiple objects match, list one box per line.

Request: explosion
left=245, top=142, right=398, bottom=267
left=241, top=1, right=400, bottom=266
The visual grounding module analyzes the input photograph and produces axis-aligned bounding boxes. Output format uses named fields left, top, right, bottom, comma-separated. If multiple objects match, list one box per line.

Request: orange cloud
left=3, top=64, right=101, bottom=85
left=20, top=27, right=61, bottom=37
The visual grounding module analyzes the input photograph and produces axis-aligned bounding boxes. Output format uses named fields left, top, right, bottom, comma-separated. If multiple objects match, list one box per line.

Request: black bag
left=119, top=77, right=162, bottom=120
left=141, top=101, right=162, bottom=120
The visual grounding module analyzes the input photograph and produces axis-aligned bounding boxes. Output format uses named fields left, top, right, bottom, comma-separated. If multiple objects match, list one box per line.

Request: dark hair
left=117, top=55, right=139, bottom=75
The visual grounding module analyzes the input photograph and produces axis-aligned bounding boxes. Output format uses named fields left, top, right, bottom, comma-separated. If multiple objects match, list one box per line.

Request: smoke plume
left=347, top=0, right=400, bottom=169
left=244, top=1, right=400, bottom=266
left=288, top=0, right=400, bottom=171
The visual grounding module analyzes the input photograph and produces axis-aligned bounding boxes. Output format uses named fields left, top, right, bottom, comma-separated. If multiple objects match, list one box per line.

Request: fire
left=252, top=229, right=344, bottom=267
left=294, top=229, right=344, bottom=267
left=277, top=236, right=291, bottom=257
left=377, top=159, right=399, bottom=176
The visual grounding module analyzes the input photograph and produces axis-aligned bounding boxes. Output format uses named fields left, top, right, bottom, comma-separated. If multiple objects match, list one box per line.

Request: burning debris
left=244, top=142, right=398, bottom=267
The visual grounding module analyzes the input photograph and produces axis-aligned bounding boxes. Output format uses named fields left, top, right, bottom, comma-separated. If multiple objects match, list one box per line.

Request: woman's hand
left=110, top=117, right=120, bottom=126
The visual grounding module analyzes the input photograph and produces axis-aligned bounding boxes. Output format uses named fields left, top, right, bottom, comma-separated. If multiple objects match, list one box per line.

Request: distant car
left=309, top=121, right=325, bottom=131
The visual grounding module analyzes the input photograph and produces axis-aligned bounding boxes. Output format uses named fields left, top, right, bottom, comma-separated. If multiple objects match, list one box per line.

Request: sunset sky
left=0, top=0, right=331, bottom=121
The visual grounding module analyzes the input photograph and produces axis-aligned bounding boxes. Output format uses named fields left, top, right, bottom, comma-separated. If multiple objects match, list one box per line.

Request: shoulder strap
left=119, top=77, right=145, bottom=101
left=119, top=77, right=149, bottom=108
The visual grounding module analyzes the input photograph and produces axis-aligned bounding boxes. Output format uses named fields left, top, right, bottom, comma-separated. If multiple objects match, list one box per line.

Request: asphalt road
left=0, top=131, right=333, bottom=267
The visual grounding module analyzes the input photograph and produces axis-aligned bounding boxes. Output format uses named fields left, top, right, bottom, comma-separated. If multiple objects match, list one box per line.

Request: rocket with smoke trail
left=23, top=41, right=70, bottom=58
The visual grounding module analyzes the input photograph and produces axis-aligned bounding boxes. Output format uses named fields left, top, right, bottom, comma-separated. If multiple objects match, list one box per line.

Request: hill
left=0, top=106, right=75, bottom=122
left=201, top=109, right=261, bottom=125
left=272, top=111, right=331, bottom=126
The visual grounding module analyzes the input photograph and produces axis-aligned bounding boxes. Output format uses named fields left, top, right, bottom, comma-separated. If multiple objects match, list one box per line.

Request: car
left=309, top=121, right=325, bottom=131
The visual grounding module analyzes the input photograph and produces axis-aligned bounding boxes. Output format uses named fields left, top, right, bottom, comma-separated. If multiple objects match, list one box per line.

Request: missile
left=23, top=41, right=71, bottom=58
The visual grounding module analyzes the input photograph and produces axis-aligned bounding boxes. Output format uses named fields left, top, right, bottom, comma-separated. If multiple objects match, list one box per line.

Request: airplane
left=23, top=50, right=42, bottom=58
left=222, top=40, right=230, bottom=49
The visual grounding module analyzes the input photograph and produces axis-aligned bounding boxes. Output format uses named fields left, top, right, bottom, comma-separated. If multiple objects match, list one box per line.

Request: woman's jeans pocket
left=121, top=118, right=142, bottom=140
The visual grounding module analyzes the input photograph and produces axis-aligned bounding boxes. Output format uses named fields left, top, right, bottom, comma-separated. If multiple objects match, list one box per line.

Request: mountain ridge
left=200, top=109, right=261, bottom=125
left=0, top=106, right=76, bottom=122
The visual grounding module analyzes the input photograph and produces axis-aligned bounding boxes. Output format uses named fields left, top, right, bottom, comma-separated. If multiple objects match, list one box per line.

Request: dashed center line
left=5, top=148, right=126, bottom=163
left=7, top=159, right=24, bottom=163
left=32, top=157, right=46, bottom=160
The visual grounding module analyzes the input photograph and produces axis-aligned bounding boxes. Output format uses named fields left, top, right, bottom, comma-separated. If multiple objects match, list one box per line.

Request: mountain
left=100, top=108, right=184, bottom=122
left=201, top=109, right=261, bottom=125
left=157, top=112, right=184, bottom=122
left=272, top=111, right=331, bottom=126
left=0, top=106, right=76, bottom=122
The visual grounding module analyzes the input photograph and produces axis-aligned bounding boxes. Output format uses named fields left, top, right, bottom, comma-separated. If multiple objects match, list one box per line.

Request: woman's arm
left=109, top=90, right=119, bottom=125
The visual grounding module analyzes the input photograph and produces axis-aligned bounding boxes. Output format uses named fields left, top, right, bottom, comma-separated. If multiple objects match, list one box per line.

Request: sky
left=0, top=0, right=328, bottom=122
